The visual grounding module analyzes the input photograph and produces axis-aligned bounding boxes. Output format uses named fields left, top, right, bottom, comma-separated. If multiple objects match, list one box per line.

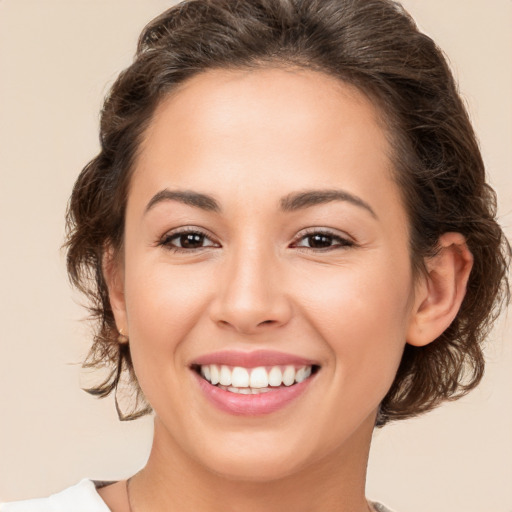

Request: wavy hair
left=65, top=0, right=510, bottom=424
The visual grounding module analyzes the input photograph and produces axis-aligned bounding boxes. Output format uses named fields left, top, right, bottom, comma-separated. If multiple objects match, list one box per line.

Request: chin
left=181, top=427, right=317, bottom=483
left=201, top=451, right=311, bottom=483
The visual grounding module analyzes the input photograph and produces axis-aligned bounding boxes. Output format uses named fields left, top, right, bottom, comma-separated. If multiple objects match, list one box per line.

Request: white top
left=0, top=480, right=110, bottom=512
left=0, top=480, right=395, bottom=512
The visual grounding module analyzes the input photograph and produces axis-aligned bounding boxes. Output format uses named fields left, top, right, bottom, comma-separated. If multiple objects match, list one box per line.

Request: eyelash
left=158, top=228, right=354, bottom=253
left=291, top=229, right=354, bottom=251
left=158, top=228, right=218, bottom=253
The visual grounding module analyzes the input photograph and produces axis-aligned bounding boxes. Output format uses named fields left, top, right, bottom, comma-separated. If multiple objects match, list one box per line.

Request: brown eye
left=294, top=231, right=353, bottom=250
left=160, top=230, right=218, bottom=251
left=306, top=234, right=335, bottom=248
left=176, top=232, right=206, bottom=249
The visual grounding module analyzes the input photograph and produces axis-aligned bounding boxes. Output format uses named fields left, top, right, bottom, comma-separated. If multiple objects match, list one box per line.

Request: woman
left=1, top=0, right=509, bottom=511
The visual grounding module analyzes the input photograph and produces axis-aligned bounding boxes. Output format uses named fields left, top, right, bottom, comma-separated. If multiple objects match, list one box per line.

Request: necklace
left=126, top=476, right=375, bottom=512
left=126, top=477, right=134, bottom=512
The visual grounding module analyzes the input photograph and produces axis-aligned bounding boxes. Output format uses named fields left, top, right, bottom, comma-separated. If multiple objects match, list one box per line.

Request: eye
left=159, top=229, right=219, bottom=252
left=292, top=230, right=354, bottom=250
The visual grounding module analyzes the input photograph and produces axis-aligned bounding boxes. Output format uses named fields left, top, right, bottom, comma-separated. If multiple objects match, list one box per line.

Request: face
left=110, top=67, right=421, bottom=481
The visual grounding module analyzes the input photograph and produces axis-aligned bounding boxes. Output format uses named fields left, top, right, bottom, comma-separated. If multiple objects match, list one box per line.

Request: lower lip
left=193, top=371, right=315, bottom=416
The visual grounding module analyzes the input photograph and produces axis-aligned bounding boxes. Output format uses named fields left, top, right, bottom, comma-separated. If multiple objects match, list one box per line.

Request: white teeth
left=295, top=366, right=312, bottom=383
left=249, top=367, right=268, bottom=388
left=282, top=365, right=295, bottom=386
left=268, top=366, right=283, bottom=386
left=229, top=386, right=251, bottom=394
left=201, top=365, right=211, bottom=382
left=231, top=367, right=250, bottom=387
left=219, top=365, right=232, bottom=386
left=295, top=366, right=306, bottom=383
left=219, top=385, right=272, bottom=394
left=199, top=364, right=314, bottom=389
left=210, top=364, right=220, bottom=385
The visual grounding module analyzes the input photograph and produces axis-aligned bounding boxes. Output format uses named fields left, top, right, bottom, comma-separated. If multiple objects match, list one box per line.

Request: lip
left=192, top=370, right=316, bottom=416
left=191, top=349, right=318, bottom=368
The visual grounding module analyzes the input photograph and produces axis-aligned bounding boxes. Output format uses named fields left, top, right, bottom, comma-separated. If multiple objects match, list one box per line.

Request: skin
left=100, top=67, right=473, bottom=512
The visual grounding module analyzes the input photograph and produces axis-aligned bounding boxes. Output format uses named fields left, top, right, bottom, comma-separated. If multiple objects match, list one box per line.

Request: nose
left=209, top=245, right=293, bottom=335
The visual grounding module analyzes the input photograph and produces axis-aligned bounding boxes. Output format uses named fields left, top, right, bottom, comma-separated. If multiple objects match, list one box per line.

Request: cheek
left=121, top=259, right=221, bottom=419
left=123, top=260, right=214, bottom=367
left=296, top=256, right=413, bottom=387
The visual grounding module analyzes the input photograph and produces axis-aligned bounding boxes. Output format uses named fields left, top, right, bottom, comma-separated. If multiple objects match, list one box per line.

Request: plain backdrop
left=0, top=1, right=510, bottom=511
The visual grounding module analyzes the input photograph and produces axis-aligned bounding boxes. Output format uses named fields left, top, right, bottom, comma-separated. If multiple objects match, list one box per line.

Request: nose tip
left=216, top=315, right=286, bottom=335
left=209, top=260, right=293, bottom=335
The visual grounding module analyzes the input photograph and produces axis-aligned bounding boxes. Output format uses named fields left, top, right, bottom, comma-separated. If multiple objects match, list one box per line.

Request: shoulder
left=0, top=479, right=110, bottom=512
left=371, top=502, right=397, bottom=512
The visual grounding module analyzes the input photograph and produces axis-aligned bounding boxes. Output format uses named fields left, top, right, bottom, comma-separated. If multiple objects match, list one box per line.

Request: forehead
left=131, top=67, right=401, bottom=217
left=143, top=67, right=389, bottom=156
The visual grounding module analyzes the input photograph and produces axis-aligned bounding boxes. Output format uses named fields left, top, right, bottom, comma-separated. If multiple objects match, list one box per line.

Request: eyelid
left=157, top=226, right=354, bottom=252
left=158, top=226, right=220, bottom=250
left=290, top=227, right=355, bottom=249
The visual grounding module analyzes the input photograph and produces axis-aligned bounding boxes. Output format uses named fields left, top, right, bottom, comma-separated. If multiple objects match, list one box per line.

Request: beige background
left=0, top=1, right=510, bottom=510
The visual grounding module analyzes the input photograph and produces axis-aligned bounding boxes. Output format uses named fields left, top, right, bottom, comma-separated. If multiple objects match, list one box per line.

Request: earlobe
left=407, top=233, right=473, bottom=347
left=102, top=246, right=128, bottom=333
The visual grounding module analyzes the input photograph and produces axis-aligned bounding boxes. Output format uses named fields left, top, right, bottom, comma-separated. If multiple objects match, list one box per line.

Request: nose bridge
left=211, top=236, right=291, bottom=333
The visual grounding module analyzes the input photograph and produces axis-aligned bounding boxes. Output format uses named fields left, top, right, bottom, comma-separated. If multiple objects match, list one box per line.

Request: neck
left=129, top=416, right=375, bottom=512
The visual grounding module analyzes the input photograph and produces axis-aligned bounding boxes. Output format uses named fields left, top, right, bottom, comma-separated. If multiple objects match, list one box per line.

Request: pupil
left=309, top=234, right=332, bottom=248
left=181, top=233, right=203, bottom=248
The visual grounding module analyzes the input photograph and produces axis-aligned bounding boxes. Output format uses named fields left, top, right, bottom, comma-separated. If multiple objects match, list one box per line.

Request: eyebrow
left=145, top=189, right=221, bottom=213
left=280, top=189, right=377, bottom=218
left=145, top=187, right=376, bottom=218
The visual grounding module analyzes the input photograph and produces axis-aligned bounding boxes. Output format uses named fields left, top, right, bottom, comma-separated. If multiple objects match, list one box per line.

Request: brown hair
left=66, top=0, right=510, bottom=424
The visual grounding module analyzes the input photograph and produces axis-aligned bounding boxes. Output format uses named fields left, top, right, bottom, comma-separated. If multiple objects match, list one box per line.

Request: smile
left=190, top=351, right=320, bottom=415
left=196, top=364, right=314, bottom=394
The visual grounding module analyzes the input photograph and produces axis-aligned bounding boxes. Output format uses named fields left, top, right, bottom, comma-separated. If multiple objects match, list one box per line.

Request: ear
left=103, top=246, right=128, bottom=335
left=407, top=233, right=473, bottom=347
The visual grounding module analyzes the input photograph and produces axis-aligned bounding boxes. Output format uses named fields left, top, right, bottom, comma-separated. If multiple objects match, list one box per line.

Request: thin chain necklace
left=126, top=477, right=134, bottom=512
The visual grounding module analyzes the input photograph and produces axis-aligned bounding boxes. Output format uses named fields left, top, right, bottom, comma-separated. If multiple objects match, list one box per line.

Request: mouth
left=189, top=350, right=320, bottom=415
left=191, top=363, right=320, bottom=395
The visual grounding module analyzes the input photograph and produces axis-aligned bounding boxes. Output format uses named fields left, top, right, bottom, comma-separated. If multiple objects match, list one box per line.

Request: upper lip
left=190, top=350, right=319, bottom=368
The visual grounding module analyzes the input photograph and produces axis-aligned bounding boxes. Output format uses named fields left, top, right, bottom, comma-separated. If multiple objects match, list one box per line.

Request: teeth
left=199, top=364, right=314, bottom=389
left=302, top=366, right=312, bottom=381
left=231, top=367, right=249, bottom=388
left=268, top=366, right=282, bottom=386
left=282, top=365, right=295, bottom=386
left=249, top=367, right=268, bottom=388
left=295, top=366, right=311, bottom=383
left=201, top=365, right=211, bottom=382
left=219, top=365, right=232, bottom=386
left=219, top=385, right=272, bottom=394
left=295, top=367, right=306, bottom=383
left=210, top=364, right=220, bottom=385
